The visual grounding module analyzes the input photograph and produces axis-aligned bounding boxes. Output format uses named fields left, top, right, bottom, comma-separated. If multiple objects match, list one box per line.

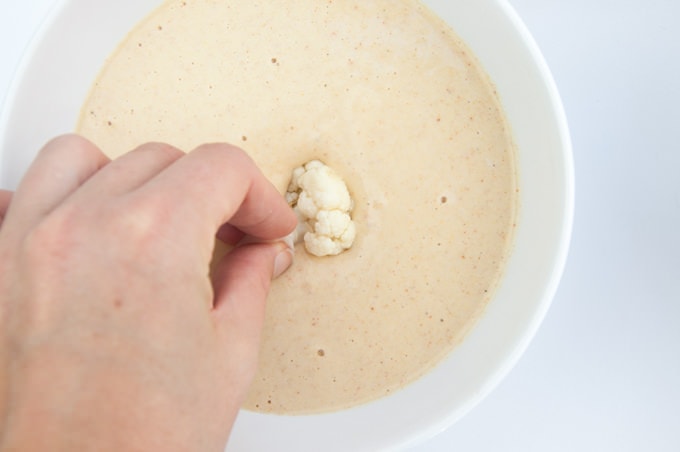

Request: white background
left=1, top=1, right=679, bottom=451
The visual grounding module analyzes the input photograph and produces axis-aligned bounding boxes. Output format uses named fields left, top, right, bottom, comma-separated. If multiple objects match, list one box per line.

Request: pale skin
left=0, top=134, right=297, bottom=451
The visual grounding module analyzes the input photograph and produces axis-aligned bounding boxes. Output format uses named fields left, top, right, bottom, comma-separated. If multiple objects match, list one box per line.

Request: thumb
left=211, top=240, right=294, bottom=374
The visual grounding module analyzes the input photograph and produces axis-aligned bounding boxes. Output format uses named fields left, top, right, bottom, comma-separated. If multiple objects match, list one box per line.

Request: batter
left=77, top=0, right=518, bottom=414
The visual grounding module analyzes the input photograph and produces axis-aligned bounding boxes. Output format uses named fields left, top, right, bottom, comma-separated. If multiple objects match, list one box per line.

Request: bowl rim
left=0, top=0, right=574, bottom=450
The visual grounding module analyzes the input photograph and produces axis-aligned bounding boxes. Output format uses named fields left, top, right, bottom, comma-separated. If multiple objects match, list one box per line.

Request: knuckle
left=194, top=142, right=243, bottom=154
left=115, top=197, right=165, bottom=240
left=36, top=134, right=110, bottom=176
left=186, top=143, right=255, bottom=195
left=108, top=195, right=175, bottom=259
left=193, top=142, right=253, bottom=167
left=136, top=142, right=185, bottom=161
left=41, top=134, right=100, bottom=160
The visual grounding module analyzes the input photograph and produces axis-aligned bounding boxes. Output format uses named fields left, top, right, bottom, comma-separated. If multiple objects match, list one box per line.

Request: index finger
left=141, top=143, right=296, bottom=240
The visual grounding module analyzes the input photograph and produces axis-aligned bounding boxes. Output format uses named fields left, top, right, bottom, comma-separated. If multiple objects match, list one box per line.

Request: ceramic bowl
left=0, top=1, right=573, bottom=450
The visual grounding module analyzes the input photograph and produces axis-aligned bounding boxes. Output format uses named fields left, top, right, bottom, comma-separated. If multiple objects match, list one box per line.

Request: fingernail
left=273, top=248, right=294, bottom=278
left=281, top=230, right=297, bottom=251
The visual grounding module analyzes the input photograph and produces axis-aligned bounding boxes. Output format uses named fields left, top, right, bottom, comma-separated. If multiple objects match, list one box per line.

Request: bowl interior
left=0, top=0, right=572, bottom=450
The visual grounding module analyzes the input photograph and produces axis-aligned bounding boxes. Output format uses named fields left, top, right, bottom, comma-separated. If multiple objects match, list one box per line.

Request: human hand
left=0, top=135, right=296, bottom=451
left=0, top=191, right=9, bottom=228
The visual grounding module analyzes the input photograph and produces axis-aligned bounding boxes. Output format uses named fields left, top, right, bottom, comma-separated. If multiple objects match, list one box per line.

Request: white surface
left=0, top=1, right=678, bottom=451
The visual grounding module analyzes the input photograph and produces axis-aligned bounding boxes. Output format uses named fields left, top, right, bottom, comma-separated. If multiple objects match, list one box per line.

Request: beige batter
left=76, top=0, right=518, bottom=414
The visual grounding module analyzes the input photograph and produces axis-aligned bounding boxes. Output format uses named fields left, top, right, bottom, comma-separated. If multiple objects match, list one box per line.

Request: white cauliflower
left=286, top=160, right=356, bottom=257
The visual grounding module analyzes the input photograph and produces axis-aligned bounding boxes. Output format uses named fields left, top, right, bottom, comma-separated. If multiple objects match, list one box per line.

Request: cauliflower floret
left=286, top=160, right=356, bottom=257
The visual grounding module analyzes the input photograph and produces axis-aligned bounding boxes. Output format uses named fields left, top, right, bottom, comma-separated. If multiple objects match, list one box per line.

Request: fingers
left=212, top=241, right=293, bottom=340
left=0, top=189, right=12, bottom=226
left=4, top=134, right=109, bottom=234
left=142, top=143, right=297, bottom=242
left=77, top=142, right=184, bottom=196
left=216, top=223, right=246, bottom=246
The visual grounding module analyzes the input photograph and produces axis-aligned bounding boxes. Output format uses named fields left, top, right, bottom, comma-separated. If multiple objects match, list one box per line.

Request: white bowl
left=0, top=0, right=573, bottom=450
